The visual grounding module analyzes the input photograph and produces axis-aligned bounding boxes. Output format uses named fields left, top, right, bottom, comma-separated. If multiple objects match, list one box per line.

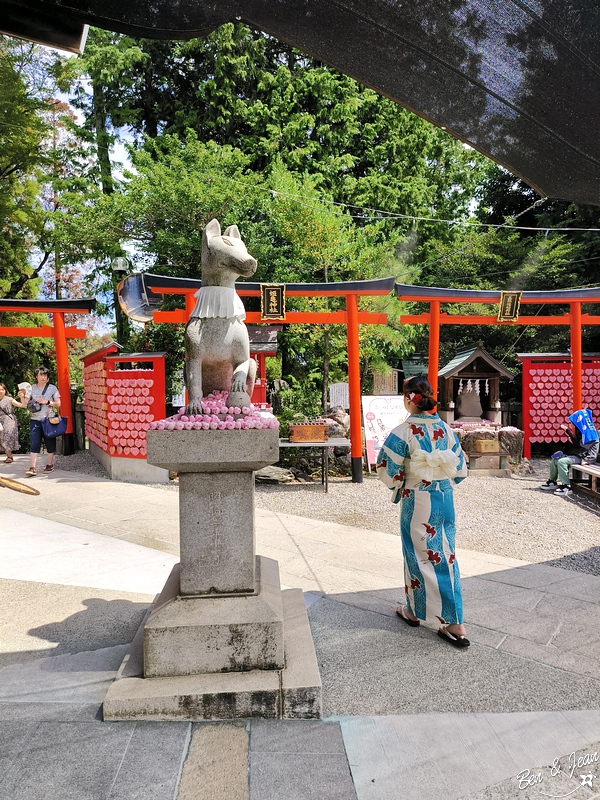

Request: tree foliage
left=3, top=25, right=599, bottom=419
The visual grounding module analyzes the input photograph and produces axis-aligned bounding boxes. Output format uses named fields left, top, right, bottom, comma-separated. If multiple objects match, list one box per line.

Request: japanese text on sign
left=260, top=284, right=286, bottom=320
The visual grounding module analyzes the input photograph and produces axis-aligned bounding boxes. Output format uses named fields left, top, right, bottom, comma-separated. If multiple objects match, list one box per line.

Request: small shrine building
left=437, top=342, right=515, bottom=427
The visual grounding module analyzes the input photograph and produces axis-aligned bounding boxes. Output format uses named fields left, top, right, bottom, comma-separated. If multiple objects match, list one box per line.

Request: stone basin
left=146, top=427, right=279, bottom=472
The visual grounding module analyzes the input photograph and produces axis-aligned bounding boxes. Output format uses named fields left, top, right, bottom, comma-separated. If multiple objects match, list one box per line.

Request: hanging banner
left=362, top=395, right=409, bottom=468
left=260, top=284, right=286, bottom=320
left=497, top=291, right=522, bottom=322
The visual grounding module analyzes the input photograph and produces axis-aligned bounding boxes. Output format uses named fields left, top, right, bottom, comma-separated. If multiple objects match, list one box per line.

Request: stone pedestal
left=144, top=557, right=284, bottom=677
left=103, top=427, right=322, bottom=720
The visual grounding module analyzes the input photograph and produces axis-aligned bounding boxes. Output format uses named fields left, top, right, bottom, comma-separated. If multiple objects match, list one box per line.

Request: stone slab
left=248, top=720, right=356, bottom=800
left=0, top=645, right=129, bottom=704
left=107, top=721, right=191, bottom=800
left=280, top=589, right=322, bottom=719
left=0, top=702, right=102, bottom=722
left=103, top=589, right=322, bottom=721
left=146, top=428, right=279, bottom=472
left=144, top=557, right=284, bottom=676
left=307, top=597, right=600, bottom=716
left=178, top=470, right=257, bottom=593
left=177, top=723, right=248, bottom=800
left=339, top=712, right=600, bottom=800
left=0, top=508, right=179, bottom=595
left=103, top=668, right=281, bottom=721
left=0, top=718, right=190, bottom=800
left=1, top=720, right=137, bottom=800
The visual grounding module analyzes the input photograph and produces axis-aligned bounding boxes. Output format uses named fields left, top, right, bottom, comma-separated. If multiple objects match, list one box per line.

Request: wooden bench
left=465, top=449, right=509, bottom=471
left=570, top=463, right=600, bottom=499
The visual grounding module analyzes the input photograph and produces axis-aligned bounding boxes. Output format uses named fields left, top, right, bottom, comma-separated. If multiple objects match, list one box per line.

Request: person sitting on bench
left=540, top=409, right=599, bottom=496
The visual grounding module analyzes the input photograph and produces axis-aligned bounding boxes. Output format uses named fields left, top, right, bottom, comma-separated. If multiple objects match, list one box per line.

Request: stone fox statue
left=184, top=218, right=257, bottom=415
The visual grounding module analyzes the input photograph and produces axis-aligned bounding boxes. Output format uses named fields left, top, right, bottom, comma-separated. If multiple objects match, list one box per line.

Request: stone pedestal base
left=144, top=557, right=285, bottom=677
left=103, top=588, right=322, bottom=721
left=103, top=426, right=322, bottom=721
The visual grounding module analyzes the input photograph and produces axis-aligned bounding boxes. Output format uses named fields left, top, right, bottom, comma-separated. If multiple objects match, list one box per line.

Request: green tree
left=264, top=164, right=416, bottom=410
left=70, top=26, right=485, bottom=234
left=0, top=37, right=50, bottom=298
left=401, top=165, right=600, bottom=377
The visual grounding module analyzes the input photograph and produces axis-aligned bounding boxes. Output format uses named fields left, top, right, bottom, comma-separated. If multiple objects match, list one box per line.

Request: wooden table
left=278, top=438, right=351, bottom=492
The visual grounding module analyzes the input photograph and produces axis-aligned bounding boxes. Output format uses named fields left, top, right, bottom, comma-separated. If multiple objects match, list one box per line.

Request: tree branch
left=4, top=251, right=51, bottom=299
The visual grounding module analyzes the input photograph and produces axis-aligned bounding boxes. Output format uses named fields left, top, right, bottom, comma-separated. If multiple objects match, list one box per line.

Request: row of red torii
left=1, top=279, right=599, bottom=477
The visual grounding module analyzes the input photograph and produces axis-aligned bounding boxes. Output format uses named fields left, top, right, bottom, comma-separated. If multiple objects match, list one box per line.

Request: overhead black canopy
left=2, top=0, right=598, bottom=205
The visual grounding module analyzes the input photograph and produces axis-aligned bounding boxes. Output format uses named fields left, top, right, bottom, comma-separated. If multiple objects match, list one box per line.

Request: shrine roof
left=81, top=341, right=121, bottom=366
left=439, top=343, right=515, bottom=380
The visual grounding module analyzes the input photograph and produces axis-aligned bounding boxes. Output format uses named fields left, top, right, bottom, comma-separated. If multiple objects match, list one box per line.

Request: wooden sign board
left=260, top=284, right=286, bottom=320
left=498, top=291, right=522, bottom=322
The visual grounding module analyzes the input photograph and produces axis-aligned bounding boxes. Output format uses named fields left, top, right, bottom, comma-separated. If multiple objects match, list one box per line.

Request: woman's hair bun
left=403, top=376, right=437, bottom=411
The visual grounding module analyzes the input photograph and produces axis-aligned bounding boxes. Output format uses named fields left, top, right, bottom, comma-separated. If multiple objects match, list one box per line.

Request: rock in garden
left=255, top=465, right=295, bottom=484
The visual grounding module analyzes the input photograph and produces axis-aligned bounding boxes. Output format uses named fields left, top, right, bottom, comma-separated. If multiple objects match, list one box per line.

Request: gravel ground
left=57, top=450, right=600, bottom=575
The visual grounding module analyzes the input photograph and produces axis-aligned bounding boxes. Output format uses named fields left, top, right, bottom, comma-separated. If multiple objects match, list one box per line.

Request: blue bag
left=41, top=416, right=67, bottom=438
left=569, top=409, right=599, bottom=445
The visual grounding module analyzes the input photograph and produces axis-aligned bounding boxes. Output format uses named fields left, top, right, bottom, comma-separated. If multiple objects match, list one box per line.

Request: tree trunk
left=92, top=83, right=114, bottom=195
left=55, top=244, right=61, bottom=299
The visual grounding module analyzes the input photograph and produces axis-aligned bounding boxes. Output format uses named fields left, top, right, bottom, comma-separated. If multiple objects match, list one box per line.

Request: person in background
left=377, top=376, right=470, bottom=649
left=0, top=383, right=21, bottom=463
left=540, top=409, right=599, bottom=496
left=16, top=366, right=61, bottom=477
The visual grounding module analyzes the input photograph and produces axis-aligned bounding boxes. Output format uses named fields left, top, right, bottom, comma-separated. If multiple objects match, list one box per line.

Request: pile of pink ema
left=148, top=390, right=279, bottom=431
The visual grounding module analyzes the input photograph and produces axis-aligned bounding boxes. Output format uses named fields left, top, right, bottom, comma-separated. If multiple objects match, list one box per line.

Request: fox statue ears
left=202, top=219, right=243, bottom=259
left=203, top=218, right=241, bottom=242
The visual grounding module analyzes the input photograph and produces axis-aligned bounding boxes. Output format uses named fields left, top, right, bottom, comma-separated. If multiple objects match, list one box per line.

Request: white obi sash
left=408, top=449, right=459, bottom=482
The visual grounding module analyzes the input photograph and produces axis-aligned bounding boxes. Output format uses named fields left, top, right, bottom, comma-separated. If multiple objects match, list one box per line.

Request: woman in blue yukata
left=377, top=376, right=470, bottom=649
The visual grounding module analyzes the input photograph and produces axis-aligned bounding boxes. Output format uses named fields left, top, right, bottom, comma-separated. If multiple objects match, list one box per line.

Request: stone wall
left=454, top=426, right=524, bottom=464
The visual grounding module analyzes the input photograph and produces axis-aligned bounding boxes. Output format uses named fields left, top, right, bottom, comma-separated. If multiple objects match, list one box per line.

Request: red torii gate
left=0, top=297, right=96, bottom=454
left=123, top=274, right=395, bottom=483
left=395, top=283, right=600, bottom=454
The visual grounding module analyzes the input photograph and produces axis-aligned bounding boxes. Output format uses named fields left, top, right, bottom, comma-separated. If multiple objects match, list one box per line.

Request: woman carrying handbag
left=16, top=366, right=61, bottom=477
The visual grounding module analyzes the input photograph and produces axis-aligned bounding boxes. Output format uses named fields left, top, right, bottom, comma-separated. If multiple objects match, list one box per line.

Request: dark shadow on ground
left=26, top=598, right=149, bottom=657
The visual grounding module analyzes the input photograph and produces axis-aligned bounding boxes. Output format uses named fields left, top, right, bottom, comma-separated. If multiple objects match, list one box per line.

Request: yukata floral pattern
left=377, top=413, right=467, bottom=625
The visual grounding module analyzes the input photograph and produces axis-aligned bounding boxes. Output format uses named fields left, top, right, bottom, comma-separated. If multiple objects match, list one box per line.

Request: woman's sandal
left=4, top=457, right=13, bottom=464
left=438, top=625, right=470, bottom=649
left=396, top=605, right=420, bottom=627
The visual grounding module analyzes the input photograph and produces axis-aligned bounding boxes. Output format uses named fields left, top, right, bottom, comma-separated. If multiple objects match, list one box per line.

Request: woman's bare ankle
left=446, top=624, right=466, bottom=637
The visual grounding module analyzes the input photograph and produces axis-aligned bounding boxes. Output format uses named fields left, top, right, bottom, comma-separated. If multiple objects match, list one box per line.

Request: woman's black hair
left=403, top=376, right=437, bottom=412
left=34, top=366, right=49, bottom=377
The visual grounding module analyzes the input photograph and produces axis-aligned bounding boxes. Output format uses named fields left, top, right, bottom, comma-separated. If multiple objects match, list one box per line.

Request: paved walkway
left=1, top=457, right=599, bottom=799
